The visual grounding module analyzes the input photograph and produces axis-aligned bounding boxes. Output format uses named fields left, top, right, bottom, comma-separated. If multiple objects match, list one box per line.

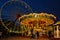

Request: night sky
left=0, top=0, right=60, bottom=22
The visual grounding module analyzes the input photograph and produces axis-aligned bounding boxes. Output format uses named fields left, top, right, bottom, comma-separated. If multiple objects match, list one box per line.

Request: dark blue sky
left=0, top=0, right=60, bottom=22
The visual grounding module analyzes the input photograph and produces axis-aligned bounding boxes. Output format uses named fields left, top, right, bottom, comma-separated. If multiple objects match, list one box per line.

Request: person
left=48, top=31, right=52, bottom=38
left=36, top=31, right=39, bottom=39
left=0, top=32, right=2, bottom=38
left=31, top=28, right=35, bottom=38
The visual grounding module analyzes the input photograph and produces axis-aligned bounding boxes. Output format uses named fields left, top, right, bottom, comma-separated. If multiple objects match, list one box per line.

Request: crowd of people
left=19, top=26, right=53, bottom=39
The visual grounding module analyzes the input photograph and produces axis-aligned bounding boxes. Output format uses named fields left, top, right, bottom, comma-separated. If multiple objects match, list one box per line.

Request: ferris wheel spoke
left=15, top=26, right=19, bottom=33
left=12, top=26, right=17, bottom=32
left=10, top=27, right=13, bottom=32
left=6, top=22, right=12, bottom=26
left=17, top=26, right=20, bottom=32
left=19, top=26, right=20, bottom=33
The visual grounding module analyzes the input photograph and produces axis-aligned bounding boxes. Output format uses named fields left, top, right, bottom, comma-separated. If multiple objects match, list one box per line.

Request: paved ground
left=0, top=36, right=49, bottom=40
left=0, top=35, right=60, bottom=40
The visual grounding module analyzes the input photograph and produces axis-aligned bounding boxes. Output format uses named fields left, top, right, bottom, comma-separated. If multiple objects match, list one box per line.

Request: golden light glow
left=19, top=13, right=56, bottom=26
left=18, top=13, right=56, bottom=32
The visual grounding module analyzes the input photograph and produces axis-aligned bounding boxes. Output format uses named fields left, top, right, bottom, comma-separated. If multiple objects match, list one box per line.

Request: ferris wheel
left=0, top=0, right=33, bottom=33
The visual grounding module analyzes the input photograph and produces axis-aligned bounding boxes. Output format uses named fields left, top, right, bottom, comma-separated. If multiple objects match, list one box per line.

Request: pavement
left=0, top=35, right=60, bottom=40
left=0, top=35, right=50, bottom=40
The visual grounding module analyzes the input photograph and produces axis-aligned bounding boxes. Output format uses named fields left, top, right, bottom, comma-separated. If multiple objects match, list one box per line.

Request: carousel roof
left=18, top=13, right=56, bottom=25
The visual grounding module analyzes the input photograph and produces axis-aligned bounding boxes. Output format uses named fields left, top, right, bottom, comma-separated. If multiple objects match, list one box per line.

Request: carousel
left=18, top=12, right=56, bottom=37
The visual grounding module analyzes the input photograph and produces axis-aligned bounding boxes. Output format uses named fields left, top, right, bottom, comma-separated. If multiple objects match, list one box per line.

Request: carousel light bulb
left=34, top=13, right=38, bottom=18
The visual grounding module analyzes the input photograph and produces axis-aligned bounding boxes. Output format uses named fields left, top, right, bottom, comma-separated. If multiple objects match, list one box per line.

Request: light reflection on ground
left=0, top=36, right=49, bottom=40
